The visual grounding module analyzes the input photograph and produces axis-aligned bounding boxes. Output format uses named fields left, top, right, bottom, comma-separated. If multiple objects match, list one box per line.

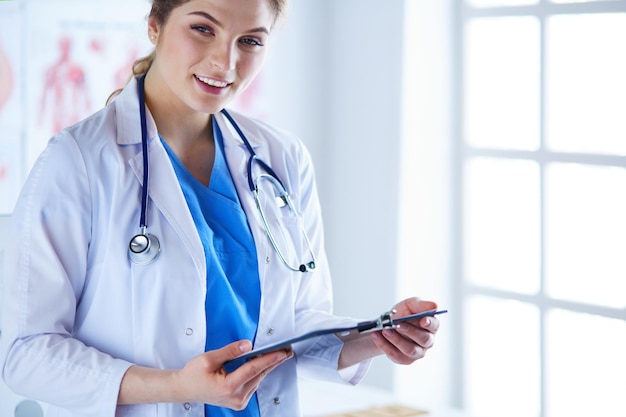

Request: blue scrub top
left=161, top=116, right=261, bottom=417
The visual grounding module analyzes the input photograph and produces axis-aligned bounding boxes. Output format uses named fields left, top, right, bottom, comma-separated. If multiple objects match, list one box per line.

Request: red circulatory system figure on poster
left=0, top=36, right=15, bottom=184
left=38, top=36, right=91, bottom=134
left=0, top=37, right=13, bottom=114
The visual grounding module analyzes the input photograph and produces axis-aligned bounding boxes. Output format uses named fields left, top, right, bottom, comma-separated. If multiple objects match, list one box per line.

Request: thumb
left=218, top=340, right=253, bottom=373
left=396, top=297, right=438, bottom=315
left=222, top=340, right=252, bottom=359
left=213, top=340, right=252, bottom=363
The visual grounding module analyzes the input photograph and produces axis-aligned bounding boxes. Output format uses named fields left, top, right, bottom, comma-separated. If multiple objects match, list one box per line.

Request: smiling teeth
left=197, top=76, right=228, bottom=87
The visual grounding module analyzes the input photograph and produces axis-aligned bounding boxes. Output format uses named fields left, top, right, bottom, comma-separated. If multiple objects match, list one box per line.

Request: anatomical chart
left=25, top=0, right=152, bottom=168
left=0, top=1, right=22, bottom=214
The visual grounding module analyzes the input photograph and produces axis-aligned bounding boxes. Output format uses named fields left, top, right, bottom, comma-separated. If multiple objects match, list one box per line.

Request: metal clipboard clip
left=355, top=308, right=448, bottom=335
left=356, top=309, right=399, bottom=334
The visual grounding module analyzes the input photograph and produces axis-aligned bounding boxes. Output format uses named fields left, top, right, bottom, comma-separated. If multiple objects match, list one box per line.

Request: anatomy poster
left=0, top=1, right=22, bottom=214
left=25, top=0, right=152, bottom=167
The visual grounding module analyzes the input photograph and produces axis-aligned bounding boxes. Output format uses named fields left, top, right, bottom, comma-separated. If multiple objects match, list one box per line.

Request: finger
left=371, top=331, right=422, bottom=365
left=240, top=352, right=293, bottom=392
left=384, top=328, right=430, bottom=357
left=396, top=323, right=435, bottom=349
left=213, top=340, right=253, bottom=367
left=231, top=349, right=292, bottom=386
left=231, top=351, right=293, bottom=405
left=407, top=298, right=438, bottom=314
left=419, top=315, right=440, bottom=333
left=394, top=297, right=438, bottom=317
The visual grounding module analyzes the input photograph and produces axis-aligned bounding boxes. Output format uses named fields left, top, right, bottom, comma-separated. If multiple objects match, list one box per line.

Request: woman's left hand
left=369, top=297, right=440, bottom=365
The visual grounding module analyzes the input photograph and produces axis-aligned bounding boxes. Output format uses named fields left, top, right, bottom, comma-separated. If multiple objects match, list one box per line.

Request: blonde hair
left=106, top=0, right=288, bottom=105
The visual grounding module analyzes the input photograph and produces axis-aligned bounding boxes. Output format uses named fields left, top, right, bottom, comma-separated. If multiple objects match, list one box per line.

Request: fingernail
left=383, top=329, right=394, bottom=337
left=423, top=318, right=431, bottom=327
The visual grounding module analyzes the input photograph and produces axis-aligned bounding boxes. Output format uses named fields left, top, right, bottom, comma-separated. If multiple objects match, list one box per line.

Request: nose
left=209, top=40, right=236, bottom=72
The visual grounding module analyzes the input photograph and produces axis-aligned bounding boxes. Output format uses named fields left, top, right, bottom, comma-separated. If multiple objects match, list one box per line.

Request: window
left=455, top=1, right=626, bottom=416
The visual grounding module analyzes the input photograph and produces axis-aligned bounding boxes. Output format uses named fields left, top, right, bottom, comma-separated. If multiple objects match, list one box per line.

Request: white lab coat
left=0, top=77, right=368, bottom=417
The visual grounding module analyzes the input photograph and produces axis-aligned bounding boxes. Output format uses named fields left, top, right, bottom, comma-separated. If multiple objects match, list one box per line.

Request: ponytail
left=106, top=50, right=156, bottom=105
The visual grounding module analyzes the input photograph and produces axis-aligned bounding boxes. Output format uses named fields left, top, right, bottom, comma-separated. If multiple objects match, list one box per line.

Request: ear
left=147, top=15, right=160, bottom=45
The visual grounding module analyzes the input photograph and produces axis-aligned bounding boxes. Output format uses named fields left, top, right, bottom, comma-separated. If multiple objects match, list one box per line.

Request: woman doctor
left=0, top=0, right=441, bottom=416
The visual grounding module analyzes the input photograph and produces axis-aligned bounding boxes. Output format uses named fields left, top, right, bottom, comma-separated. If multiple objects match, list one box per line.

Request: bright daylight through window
left=456, top=0, right=626, bottom=416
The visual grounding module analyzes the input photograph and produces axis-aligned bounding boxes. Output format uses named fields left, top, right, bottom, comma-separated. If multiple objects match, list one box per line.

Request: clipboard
left=224, top=309, right=447, bottom=370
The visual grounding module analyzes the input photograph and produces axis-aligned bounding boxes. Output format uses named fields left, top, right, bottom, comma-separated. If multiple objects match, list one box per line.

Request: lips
left=195, top=75, right=230, bottom=88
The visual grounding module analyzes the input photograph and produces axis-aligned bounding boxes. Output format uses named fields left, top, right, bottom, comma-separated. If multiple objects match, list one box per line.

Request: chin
left=199, top=98, right=235, bottom=114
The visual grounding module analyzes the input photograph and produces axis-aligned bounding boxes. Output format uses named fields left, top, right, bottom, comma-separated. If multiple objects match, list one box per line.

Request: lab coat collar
left=213, top=110, right=264, bottom=152
left=213, top=110, right=267, bottom=195
left=113, top=76, right=158, bottom=146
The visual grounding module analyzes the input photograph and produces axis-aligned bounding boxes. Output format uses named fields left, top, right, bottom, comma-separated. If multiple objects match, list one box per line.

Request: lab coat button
left=183, top=402, right=192, bottom=411
left=273, top=397, right=281, bottom=405
left=185, top=328, right=193, bottom=336
left=266, top=328, right=274, bottom=336
left=265, top=256, right=271, bottom=264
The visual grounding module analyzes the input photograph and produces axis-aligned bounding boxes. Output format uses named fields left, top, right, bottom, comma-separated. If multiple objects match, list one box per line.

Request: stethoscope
left=128, top=74, right=317, bottom=272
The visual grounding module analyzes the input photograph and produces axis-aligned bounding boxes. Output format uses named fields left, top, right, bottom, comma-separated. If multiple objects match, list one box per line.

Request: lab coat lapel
left=119, top=77, right=206, bottom=285
left=127, top=132, right=207, bottom=286
left=216, top=112, right=269, bottom=261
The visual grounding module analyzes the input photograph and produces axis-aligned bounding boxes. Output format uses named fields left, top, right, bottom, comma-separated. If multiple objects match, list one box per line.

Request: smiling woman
left=0, top=1, right=443, bottom=416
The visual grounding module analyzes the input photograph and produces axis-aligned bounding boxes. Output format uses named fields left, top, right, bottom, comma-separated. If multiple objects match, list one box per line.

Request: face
left=147, top=0, right=275, bottom=115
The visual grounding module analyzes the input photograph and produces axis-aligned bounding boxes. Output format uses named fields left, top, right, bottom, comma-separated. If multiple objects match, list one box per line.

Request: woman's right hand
left=174, top=340, right=292, bottom=409
left=118, top=340, right=292, bottom=409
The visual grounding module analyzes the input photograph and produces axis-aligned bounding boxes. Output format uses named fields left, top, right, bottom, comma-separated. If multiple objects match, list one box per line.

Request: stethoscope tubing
left=220, top=109, right=286, bottom=193
left=137, top=74, right=150, bottom=230
left=130, top=74, right=316, bottom=271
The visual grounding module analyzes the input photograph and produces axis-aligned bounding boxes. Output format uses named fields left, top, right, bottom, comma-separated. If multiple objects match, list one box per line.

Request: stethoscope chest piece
left=128, top=232, right=161, bottom=265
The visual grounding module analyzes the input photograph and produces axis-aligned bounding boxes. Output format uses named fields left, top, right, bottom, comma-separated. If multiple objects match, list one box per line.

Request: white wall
left=324, top=0, right=407, bottom=390
left=272, top=1, right=455, bottom=404
left=260, top=0, right=405, bottom=389
left=269, top=0, right=453, bottom=398
left=396, top=0, right=454, bottom=409
left=269, top=0, right=409, bottom=390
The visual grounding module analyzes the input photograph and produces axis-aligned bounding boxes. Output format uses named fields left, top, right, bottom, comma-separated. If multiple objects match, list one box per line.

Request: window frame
left=451, top=0, right=626, bottom=414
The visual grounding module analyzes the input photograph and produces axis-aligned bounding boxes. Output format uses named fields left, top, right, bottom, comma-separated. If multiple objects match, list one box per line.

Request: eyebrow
left=188, top=11, right=270, bottom=35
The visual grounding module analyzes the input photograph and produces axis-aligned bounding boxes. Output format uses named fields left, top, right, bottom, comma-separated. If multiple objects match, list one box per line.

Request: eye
left=240, top=37, right=264, bottom=47
left=191, top=25, right=213, bottom=35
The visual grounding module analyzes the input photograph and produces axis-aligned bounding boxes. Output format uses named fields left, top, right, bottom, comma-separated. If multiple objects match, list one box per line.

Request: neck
left=141, top=71, right=217, bottom=187
left=142, top=71, right=213, bottom=148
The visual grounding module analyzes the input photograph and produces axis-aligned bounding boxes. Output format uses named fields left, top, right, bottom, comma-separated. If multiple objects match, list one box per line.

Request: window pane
left=467, top=0, right=538, bottom=7
left=546, top=309, right=626, bottom=417
left=464, top=296, right=540, bottom=417
left=464, top=157, right=540, bottom=293
left=464, top=17, right=540, bottom=150
left=546, top=14, right=626, bottom=155
left=545, top=163, right=626, bottom=308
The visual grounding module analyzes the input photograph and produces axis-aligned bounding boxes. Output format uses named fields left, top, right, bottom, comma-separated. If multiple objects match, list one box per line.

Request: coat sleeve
left=0, top=131, right=132, bottom=416
left=287, top=140, right=371, bottom=384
